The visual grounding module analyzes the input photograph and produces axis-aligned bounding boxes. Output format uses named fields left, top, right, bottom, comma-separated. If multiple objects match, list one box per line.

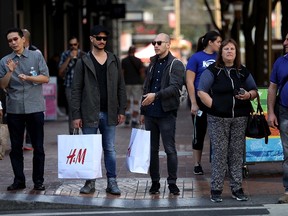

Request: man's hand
left=73, top=119, right=82, bottom=128
left=18, top=74, right=28, bottom=81
left=141, top=93, right=156, bottom=106
left=140, top=115, right=145, bottom=125
left=268, top=113, right=278, bottom=129
left=6, top=58, right=18, bottom=72
left=117, top=114, right=125, bottom=125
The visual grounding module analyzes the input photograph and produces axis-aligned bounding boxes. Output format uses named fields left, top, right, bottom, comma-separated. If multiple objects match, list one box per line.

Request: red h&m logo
left=66, top=148, right=87, bottom=164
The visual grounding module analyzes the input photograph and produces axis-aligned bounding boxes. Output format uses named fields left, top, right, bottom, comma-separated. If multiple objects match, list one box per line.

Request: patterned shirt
left=58, top=49, right=85, bottom=88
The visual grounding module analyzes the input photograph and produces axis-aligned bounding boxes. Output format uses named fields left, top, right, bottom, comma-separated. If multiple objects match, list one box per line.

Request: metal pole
left=214, top=0, right=221, bottom=29
left=174, top=0, right=180, bottom=39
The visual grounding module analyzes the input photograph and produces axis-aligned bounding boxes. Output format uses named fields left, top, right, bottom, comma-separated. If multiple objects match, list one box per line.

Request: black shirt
left=90, top=53, right=108, bottom=112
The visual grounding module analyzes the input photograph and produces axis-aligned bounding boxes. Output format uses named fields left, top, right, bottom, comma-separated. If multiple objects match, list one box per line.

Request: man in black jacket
left=140, top=33, right=185, bottom=195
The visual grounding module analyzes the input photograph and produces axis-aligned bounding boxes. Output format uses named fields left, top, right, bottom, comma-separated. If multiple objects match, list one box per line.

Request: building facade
left=0, top=0, right=125, bottom=60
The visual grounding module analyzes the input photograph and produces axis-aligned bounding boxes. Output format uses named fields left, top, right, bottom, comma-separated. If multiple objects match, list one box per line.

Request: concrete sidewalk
left=0, top=103, right=285, bottom=210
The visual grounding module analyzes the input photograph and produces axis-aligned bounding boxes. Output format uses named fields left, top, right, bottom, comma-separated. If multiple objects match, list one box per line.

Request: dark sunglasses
left=69, top=43, right=78, bottom=46
left=152, top=41, right=167, bottom=46
left=8, top=37, right=19, bottom=43
left=93, top=35, right=108, bottom=41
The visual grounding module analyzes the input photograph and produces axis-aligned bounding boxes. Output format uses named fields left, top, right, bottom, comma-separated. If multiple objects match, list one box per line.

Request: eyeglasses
left=8, top=37, right=19, bottom=43
left=92, top=35, right=108, bottom=41
left=69, top=43, right=78, bottom=46
left=152, top=41, right=168, bottom=46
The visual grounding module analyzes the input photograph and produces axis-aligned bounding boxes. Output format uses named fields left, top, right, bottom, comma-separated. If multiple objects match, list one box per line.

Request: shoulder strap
left=168, top=58, right=185, bottom=75
left=169, top=58, right=178, bottom=75
left=168, top=58, right=186, bottom=84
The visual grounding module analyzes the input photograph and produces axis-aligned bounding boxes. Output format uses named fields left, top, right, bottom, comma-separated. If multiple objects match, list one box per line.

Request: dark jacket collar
left=149, top=52, right=174, bottom=64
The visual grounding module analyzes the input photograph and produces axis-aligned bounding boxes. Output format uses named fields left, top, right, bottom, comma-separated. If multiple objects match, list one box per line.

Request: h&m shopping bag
left=126, top=128, right=151, bottom=174
left=58, top=134, right=102, bottom=179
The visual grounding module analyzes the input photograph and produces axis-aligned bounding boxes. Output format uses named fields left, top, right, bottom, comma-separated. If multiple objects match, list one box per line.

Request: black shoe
left=125, top=113, right=131, bottom=125
left=232, top=188, right=248, bottom=201
left=194, top=164, right=204, bottom=175
left=131, top=120, right=139, bottom=128
left=149, top=182, right=160, bottom=194
left=211, top=194, right=223, bottom=203
left=7, top=183, right=26, bottom=191
left=33, top=184, right=45, bottom=191
left=168, top=184, right=180, bottom=195
left=211, top=190, right=223, bottom=203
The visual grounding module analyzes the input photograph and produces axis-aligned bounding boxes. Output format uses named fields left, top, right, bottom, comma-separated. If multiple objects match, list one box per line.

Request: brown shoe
left=278, top=194, right=288, bottom=204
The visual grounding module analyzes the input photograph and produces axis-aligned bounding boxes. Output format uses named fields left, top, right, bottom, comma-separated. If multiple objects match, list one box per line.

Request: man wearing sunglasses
left=58, top=36, right=85, bottom=135
left=140, top=33, right=185, bottom=195
left=0, top=28, right=49, bottom=191
left=71, top=25, right=126, bottom=195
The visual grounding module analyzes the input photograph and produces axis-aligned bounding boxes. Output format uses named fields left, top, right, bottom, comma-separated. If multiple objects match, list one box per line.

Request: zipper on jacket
left=225, top=68, right=235, bottom=117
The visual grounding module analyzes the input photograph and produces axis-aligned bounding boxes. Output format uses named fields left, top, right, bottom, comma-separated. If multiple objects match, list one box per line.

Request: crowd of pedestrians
left=0, top=26, right=287, bottom=204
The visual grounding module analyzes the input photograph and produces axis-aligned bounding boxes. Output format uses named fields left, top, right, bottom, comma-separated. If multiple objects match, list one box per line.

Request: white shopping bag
left=126, top=128, right=151, bottom=174
left=58, top=134, right=102, bottom=179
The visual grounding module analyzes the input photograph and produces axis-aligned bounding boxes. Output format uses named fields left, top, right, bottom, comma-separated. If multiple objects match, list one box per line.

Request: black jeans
left=145, top=113, right=178, bottom=184
left=190, top=97, right=207, bottom=151
left=7, top=112, right=45, bottom=185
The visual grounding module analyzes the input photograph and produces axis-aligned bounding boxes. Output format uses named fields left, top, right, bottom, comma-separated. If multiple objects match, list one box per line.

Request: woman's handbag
left=245, top=94, right=271, bottom=144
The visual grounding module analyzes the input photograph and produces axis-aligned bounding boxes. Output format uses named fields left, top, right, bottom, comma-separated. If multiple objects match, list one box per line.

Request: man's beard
left=93, top=44, right=105, bottom=50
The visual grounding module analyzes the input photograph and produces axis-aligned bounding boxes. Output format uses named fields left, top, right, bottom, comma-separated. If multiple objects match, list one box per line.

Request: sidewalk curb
left=0, top=193, right=280, bottom=211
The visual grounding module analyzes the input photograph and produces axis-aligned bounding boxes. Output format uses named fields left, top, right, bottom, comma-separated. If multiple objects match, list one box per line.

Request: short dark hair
left=6, top=28, right=24, bottom=38
left=216, top=38, right=241, bottom=69
left=68, top=36, right=78, bottom=42
left=128, top=46, right=136, bottom=54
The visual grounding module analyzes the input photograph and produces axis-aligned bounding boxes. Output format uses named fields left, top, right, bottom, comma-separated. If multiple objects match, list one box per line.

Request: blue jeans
left=145, top=113, right=178, bottom=184
left=82, top=112, right=117, bottom=179
left=279, top=105, right=288, bottom=192
left=7, top=112, right=45, bottom=185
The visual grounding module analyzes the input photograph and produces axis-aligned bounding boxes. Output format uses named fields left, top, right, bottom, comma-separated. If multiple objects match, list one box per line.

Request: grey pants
left=207, top=114, right=248, bottom=192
